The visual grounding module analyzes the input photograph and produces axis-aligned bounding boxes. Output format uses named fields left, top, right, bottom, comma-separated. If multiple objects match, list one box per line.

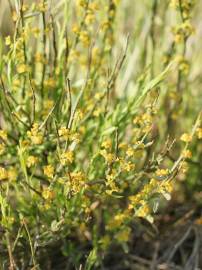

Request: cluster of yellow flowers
left=0, top=167, right=17, bottom=182
left=43, top=165, right=54, bottom=179
left=172, top=20, right=195, bottom=44
left=0, top=129, right=7, bottom=141
left=27, top=124, right=43, bottom=145
left=69, top=171, right=86, bottom=194
left=129, top=176, right=173, bottom=220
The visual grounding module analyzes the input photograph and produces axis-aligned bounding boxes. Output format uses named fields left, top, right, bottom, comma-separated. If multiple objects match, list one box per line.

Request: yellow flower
left=0, top=167, right=8, bottom=181
left=8, top=168, right=17, bottom=182
left=94, top=92, right=104, bottom=101
left=196, top=128, right=202, bottom=139
left=79, top=31, right=90, bottom=47
left=78, top=0, right=88, bottom=8
left=35, top=52, right=44, bottom=63
left=182, top=149, right=192, bottom=159
left=44, top=78, right=56, bottom=89
left=120, top=160, right=135, bottom=172
left=93, top=108, right=103, bottom=117
left=101, top=139, right=112, bottom=149
left=156, top=169, right=169, bottom=177
left=136, top=204, right=150, bottom=218
left=162, top=181, right=173, bottom=193
left=106, top=171, right=116, bottom=184
left=22, top=4, right=28, bottom=11
left=72, top=24, right=80, bottom=34
left=32, top=27, right=41, bottom=38
left=126, top=147, right=134, bottom=157
left=36, top=1, right=48, bottom=12
left=101, top=21, right=110, bottom=32
left=60, top=151, right=74, bottom=165
left=5, top=36, right=11, bottom=46
left=70, top=132, right=81, bottom=143
left=58, top=126, right=69, bottom=140
left=43, top=100, right=54, bottom=115
left=17, top=64, right=29, bottom=74
left=27, top=124, right=43, bottom=145
left=100, top=150, right=115, bottom=163
left=12, top=11, right=18, bottom=22
left=89, top=2, right=99, bottom=11
left=142, top=113, right=152, bottom=124
left=70, top=171, right=86, bottom=194
left=42, top=188, right=55, bottom=200
left=27, top=156, right=38, bottom=168
left=180, top=133, right=192, bottom=142
left=85, top=13, right=95, bottom=25
left=180, top=161, right=189, bottom=173
left=179, top=60, right=190, bottom=75
left=43, top=165, right=54, bottom=178
left=0, top=130, right=7, bottom=141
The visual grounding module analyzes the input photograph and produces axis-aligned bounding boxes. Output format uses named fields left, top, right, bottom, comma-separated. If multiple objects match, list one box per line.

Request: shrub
left=0, top=0, right=201, bottom=269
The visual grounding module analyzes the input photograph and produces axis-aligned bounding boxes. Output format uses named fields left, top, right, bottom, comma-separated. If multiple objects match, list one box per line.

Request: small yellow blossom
left=85, top=13, right=95, bottom=25
left=0, top=130, right=7, bottom=141
left=136, top=204, right=150, bottom=218
left=93, top=108, right=103, bottom=117
left=12, top=11, right=18, bottom=22
left=79, top=31, right=90, bottom=46
left=126, top=147, right=134, bottom=157
left=156, top=169, right=169, bottom=177
left=72, top=24, right=80, bottom=34
left=36, top=1, right=48, bottom=12
left=43, top=165, right=54, bottom=178
left=5, top=36, right=11, bottom=46
left=42, top=188, right=55, bottom=200
left=17, top=64, right=29, bottom=74
left=94, top=92, right=104, bottom=101
left=182, top=149, right=192, bottom=159
left=60, top=151, right=74, bottom=165
left=8, top=168, right=17, bottom=182
left=180, top=161, right=189, bottom=173
left=70, top=132, right=81, bottom=143
left=0, top=167, right=8, bottom=181
left=120, top=160, right=135, bottom=172
left=101, top=139, right=112, bottom=149
left=44, top=77, right=56, bottom=89
left=162, top=181, right=173, bottom=193
left=35, top=52, right=44, bottom=63
left=196, top=128, right=202, bottom=139
left=70, top=171, right=86, bottom=194
left=32, top=27, right=41, bottom=38
left=27, top=156, right=38, bottom=168
left=58, top=126, right=69, bottom=140
left=27, top=124, right=43, bottom=145
left=89, top=2, right=99, bottom=11
left=180, top=133, right=192, bottom=142
left=100, top=150, right=115, bottom=163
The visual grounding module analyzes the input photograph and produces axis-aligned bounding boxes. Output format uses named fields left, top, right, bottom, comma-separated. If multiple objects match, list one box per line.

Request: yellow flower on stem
left=180, top=133, right=192, bottom=142
left=43, top=165, right=54, bottom=179
left=60, top=151, right=74, bottom=165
